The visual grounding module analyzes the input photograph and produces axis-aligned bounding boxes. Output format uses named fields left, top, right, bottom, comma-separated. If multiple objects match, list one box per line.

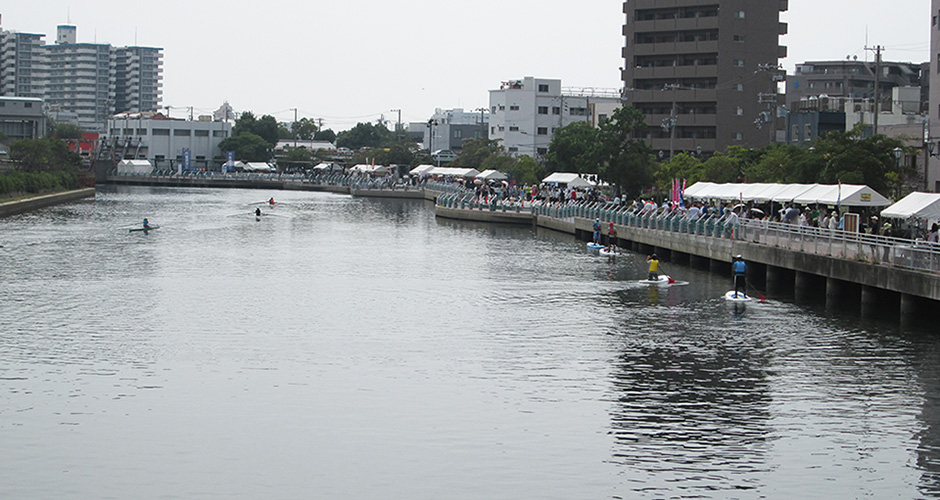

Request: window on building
left=453, top=130, right=462, bottom=138
left=174, top=129, right=191, bottom=136
left=791, top=125, right=799, bottom=142
left=498, top=126, right=505, bottom=131
left=537, top=148, right=547, bottom=155
left=0, top=102, right=5, bottom=107
left=537, top=127, right=548, bottom=135
left=733, top=11, right=745, bottom=19
left=213, top=130, right=226, bottom=137
left=509, top=105, right=519, bottom=111
left=195, top=130, right=209, bottom=137
left=804, top=124, right=812, bottom=140
left=508, top=147, right=518, bottom=153
left=491, top=106, right=497, bottom=113
left=137, top=129, right=147, bottom=135
left=538, top=106, right=548, bottom=114
left=733, top=59, right=745, bottom=68
left=732, top=132, right=743, bottom=140
left=735, top=107, right=743, bottom=116
left=24, top=102, right=32, bottom=108
left=733, top=35, right=745, bottom=42
left=152, top=129, right=170, bottom=136
left=552, top=107, right=560, bottom=115
left=509, top=126, right=519, bottom=131
left=498, top=105, right=505, bottom=111
left=538, top=84, right=549, bottom=92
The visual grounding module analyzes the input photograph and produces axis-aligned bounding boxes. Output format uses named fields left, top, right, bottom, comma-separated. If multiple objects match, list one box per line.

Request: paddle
left=745, top=278, right=767, bottom=303
left=657, top=261, right=676, bottom=284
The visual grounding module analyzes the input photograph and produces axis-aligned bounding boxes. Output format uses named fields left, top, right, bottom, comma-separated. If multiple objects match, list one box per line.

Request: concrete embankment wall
left=0, top=188, right=96, bottom=218
left=435, top=205, right=535, bottom=225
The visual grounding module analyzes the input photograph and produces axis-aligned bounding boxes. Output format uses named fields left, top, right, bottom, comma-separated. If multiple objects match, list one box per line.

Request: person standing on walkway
left=732, top=255, right=747, bottom=298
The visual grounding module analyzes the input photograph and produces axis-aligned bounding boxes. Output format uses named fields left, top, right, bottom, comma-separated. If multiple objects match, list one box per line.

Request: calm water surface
left=1, top=186, right=939, bottom=499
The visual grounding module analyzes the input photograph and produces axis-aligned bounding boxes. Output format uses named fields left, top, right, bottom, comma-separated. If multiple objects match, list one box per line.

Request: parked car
left=431, top=149, right=458, bottom=163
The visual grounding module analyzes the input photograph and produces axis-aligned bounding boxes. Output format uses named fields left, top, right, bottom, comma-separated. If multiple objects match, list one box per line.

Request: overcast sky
left=1, top=1, right=931, bottom=130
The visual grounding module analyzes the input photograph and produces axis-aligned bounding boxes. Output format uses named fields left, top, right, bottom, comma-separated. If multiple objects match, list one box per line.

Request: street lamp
left=893, top=146, right=904, bottom=198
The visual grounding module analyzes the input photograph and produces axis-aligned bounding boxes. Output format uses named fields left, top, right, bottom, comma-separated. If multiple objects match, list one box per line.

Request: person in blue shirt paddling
left=593, top=219, right=601, bottom=244
left=143, top=218, right=150, bottom=229
left=732, top=255, right=747, bottom=298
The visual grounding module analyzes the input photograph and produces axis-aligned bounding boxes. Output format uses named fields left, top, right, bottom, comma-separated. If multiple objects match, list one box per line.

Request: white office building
left=488, top=77, right=620, bottom=158
left=107, top=112, right=231, bottom=170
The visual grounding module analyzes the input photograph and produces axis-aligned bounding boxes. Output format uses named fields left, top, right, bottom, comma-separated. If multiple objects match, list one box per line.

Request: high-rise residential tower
left=621, top=0, right=789, bottom=159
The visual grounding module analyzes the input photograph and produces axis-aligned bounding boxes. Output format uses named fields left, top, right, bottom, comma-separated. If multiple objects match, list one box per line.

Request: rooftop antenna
left=135, top=26, right=138, bottom=46
left=67, top=7, right=71, bottom=24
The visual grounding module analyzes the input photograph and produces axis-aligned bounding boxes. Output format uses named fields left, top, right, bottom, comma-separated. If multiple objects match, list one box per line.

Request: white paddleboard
left=639, top=275, right=672, bottom=285
left=724, top=290, right=752, bottom=302
left=586, top=242, right=604, bottom=250
left=599, top=248, right=620, bottom=257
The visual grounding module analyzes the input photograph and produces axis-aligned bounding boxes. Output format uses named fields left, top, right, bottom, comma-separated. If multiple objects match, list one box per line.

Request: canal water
left=1, top=185, right=939, bottom=499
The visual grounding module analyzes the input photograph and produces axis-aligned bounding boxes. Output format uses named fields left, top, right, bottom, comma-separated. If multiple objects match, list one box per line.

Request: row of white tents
left=683, top=182, right=892, bottom=208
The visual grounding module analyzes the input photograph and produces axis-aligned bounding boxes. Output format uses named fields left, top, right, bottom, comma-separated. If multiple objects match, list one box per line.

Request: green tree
left=9, top=138, right=82, bottom=172
left=654, top=152, right=704, bottom=190
left=291, top=118, right=319, bottom=141
left=596, top=106, right=654, bottom=197
left=336, top=122, right=394, bottom=150
left=52, top=123, right=84, bottom=140
left=811, top=125, right=907, bottom=196
left=232, top=112, right=280, bottom=146
left=314, top=129, right=337, bottom=143
left=545, top=121, right=600, bottom=174
left=218, top=132, right=273, bottom=162
left=456, top=137, right=504, bottom=170
left=277, top=123, right=293, bottom=140
left=507, top=155, right=543, bottom=185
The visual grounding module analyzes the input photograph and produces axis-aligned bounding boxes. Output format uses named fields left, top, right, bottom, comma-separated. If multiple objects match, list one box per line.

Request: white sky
left=1, top=1, right=931, bottom=130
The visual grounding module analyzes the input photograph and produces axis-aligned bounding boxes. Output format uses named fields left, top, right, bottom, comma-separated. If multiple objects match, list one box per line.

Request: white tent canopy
left=476, top=169, right=508, bottom=181
left=117, top=159, right=153, bottom=174
left=410, top=165, right=435, bottom=176
left=429, top=167, right=480, bottom=178
left=542, top=172, right=596, bottom=188
left=243, top=162, right=274, bottom=172
left=351, top=164, right=389, bottom=174
left=685, top=182, right=890, bottom=207
left=880, top=192, right=940, bottom=220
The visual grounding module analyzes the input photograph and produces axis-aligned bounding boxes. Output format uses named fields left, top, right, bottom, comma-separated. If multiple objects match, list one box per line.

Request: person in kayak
left=647, top=253, right=660, bottom=281
left=269, top=197, right=275, bottom=206
left=255, top=207, right=262, bottom=217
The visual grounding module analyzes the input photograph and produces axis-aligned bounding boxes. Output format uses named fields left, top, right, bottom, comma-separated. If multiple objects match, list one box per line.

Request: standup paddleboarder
left=142, top=218, right=150, bottom=229
left=607, top=222, right=617, bottom=252
left=732, top=255, right=747, bottom=298
left=647, top=253, right=660, bottom=281
left=593, top=219, right=602, bottom=244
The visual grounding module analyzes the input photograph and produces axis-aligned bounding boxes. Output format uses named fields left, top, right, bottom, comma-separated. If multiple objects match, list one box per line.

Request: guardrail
left=526, top=201, right=940, bottom=275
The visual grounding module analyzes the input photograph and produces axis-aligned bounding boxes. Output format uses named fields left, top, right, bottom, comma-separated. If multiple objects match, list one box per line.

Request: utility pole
left=290, top=108, right=298, bottom=147
left=865, top=44, right=884, bottom=135
left=662, top=84, right=679, bottom=159
left=756, top=63, right=782, bottom=146
left=390, top=109, right=401, bottom=141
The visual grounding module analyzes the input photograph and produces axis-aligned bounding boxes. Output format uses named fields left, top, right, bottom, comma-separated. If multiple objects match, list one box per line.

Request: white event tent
left=684, top=182, right=890, bottom=207
left=476, top=169, right=508, bottom=181
left=880, top=192, right=940, bottom=221
left=351, top=164, right=389, bottom=175
left=542, top=172, right=595, bottom=188
left=243, top=162, right=274, bottom=172
left=429, top=167, right=480, bottom=178
left=409, top=165, right=435, bottom=176
left=116, top=159, right=153, bottom=175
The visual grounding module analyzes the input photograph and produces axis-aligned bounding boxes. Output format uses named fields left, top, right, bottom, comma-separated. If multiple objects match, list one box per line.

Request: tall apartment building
left=488, top=77, right=620, bottom=158
left=621, top=0, right=788, bottom=158
left=0, top=21, right=163, bottom=133
left=0, top=29, right=46, bottom=98
left=928, top=0, right=940, bottom=193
